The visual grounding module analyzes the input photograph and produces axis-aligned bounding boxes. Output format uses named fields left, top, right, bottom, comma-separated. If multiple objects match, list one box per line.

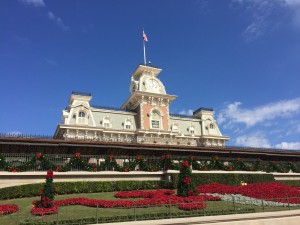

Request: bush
left=0, top=183, right=43, bottom=199
left=177, top=160, right=198, bottom=197
left=0, top=180, right=172, bottom=200
left=277, top=180, right=300, bottom=187
left=170, top=173, right=275, bottom=188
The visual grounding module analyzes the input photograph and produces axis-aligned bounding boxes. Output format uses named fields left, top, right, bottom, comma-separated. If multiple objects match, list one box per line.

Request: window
left=189, top=126, right=195, bottom=135
left=171, top=123, right=178, bottom=131
left=78, top=112, right=85, bottom=117
left=124, top=119, right=132, bottom=129
left=77, top=111, right=87, bottom=124
left=103, top=117, right=110, bottom=128
left=210, top=123, right=214, bottom=129
left=151, top=110, right=160, bottom=129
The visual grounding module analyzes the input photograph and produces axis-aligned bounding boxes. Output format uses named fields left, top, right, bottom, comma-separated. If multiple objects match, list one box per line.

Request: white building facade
left=54, top=65, right=229, bottom=147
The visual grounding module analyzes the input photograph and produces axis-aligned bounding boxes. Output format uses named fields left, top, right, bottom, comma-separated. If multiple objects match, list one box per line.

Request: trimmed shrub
left=177, top=160, right=198, bottom=197
left=170, top=173, right=275, bottom=188
left=0, top=180, right=172, bottom=200
left=277, top=180, right=300, bottom=187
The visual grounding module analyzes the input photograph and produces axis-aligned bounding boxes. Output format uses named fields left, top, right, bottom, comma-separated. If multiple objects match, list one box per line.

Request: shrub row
left=19, top=208, right=256, bottom=225
left=0, top=180, right=172, bottom=200
left=170, top=173, right=275, bottom=188
left=277, top=180, right=300, bottom=187
left=0, top=174, right=291, bottom=200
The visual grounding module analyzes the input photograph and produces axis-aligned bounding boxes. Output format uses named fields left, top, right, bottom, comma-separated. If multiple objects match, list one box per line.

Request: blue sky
left=1, top=0, right=300, bottom=149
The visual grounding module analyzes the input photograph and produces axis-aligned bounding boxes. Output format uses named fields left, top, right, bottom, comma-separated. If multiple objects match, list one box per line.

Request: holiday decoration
left=177, top=160, right=198, bottom=197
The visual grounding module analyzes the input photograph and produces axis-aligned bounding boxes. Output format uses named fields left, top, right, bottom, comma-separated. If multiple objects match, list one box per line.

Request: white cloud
left=232, top=0, right=300, bottom=41
left=242, top=19, right=267, bottom=42
left=217, top=97, right=300, bottom=127
left=233, top=0, right=275, bottom=42
left=48, top=11, right=70, bottom=32
left=19, top=0, right=45, bottom=7
left=235, top=133, right=271, bottom=148
left=178, top=109, right=194, bottom=116
left=275, top=142, right=300, bottom=149
left=283, top=0, right=300, bottom=6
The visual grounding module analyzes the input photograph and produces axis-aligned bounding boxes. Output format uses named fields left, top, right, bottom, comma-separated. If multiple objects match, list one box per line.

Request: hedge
left=0, top=180, right=172, bottom=200
left=170, top=173, right=275, bottom=188
left=19, top=209, right=256, bottom=225
left=1, top=173, right=293, bottom=200
left=277, top=180, right=300, bottom=187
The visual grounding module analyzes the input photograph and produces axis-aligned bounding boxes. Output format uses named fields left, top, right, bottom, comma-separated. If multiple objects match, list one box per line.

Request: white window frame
left=189, top=126, right=195, bottom=136
left=78, top=112, right=85, bottom=118
left=77, top=111, right=87, bottom=124
left=103, top=117, right=111, bottom=128
left=124, top=119, right=132, bottom=130
left=171, top=123, right=178, bottom=131
left=150, top=110, right=161, bottom=129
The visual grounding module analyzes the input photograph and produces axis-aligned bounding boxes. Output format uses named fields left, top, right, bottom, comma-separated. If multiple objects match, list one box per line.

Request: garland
left=0, top=153, right=298, bottom=173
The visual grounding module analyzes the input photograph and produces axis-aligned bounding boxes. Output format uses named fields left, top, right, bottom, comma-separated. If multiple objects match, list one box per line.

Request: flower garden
left=1, top=154, right=300, bottom=224
left=2, top=181, right=300, bottom=224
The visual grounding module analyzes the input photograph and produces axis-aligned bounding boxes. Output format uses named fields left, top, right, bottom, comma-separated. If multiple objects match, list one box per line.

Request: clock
left=147, top=79, right=158, bottom=90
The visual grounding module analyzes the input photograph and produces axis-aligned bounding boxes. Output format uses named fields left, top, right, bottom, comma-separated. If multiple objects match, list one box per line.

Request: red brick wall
left=142, top=104, right=168, bottom=131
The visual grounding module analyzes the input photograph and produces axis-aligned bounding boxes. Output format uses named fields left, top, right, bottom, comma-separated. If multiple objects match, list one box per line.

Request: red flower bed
left=196, top=182, right=300, bottom=204
left=196, top=183, right=237, bottom=194
left=235, top=183, right=300, bottom=204
left=114, top=190, right=220, bottom=208
left=0, top=204, right=19, bottom=215
left=31, top=205, right=58, bottom=216
left=31, top=189, right=220, bottom=215
left=114, top=190, right=175, bottom=198
left=56, top=198, right=135, bottom=208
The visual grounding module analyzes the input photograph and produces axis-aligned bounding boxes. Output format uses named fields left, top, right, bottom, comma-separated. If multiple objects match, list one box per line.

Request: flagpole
left=143, top=29, right=147, bottom=65
left=143, top=40, right=146, bottom=65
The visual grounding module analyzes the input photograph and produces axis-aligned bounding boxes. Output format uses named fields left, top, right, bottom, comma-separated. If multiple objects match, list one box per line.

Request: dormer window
left=124, top=119, right=132, bottom=129
left=103, top=117, right=111, bottom=128
left=171, top=123, right=178, bottom=131
left=189, top=126, right=195, bottom=135
left=77, top=111, right=87, bottom=124
left=78, top=112, right=85, bottom=118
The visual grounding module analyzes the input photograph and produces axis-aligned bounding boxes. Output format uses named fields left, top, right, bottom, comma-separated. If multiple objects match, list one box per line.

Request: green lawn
left=1, top=192, right=299, bottom=225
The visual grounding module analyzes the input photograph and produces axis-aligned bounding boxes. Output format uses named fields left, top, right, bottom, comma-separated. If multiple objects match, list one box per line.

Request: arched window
left=78, top=112, right=85, bottom=117
left=151, top=110, right=160, bottom=129
left=77, top=111, right=87, bottom=124
left=210, top=123, right=214, bottom=129
left=124, top=119, right=132, bottom=129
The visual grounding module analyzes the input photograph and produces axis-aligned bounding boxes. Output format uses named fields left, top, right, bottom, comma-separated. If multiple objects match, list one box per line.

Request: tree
left=177, top=160, right=198, bottom=197
left=37, top=170, right=56, bottom=208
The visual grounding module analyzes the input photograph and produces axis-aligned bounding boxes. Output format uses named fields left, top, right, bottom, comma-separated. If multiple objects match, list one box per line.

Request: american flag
left=143, top=30, right=148, bottom=42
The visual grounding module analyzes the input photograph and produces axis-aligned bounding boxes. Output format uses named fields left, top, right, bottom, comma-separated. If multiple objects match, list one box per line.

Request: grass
left=1, top=192, right=299, bottom=225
